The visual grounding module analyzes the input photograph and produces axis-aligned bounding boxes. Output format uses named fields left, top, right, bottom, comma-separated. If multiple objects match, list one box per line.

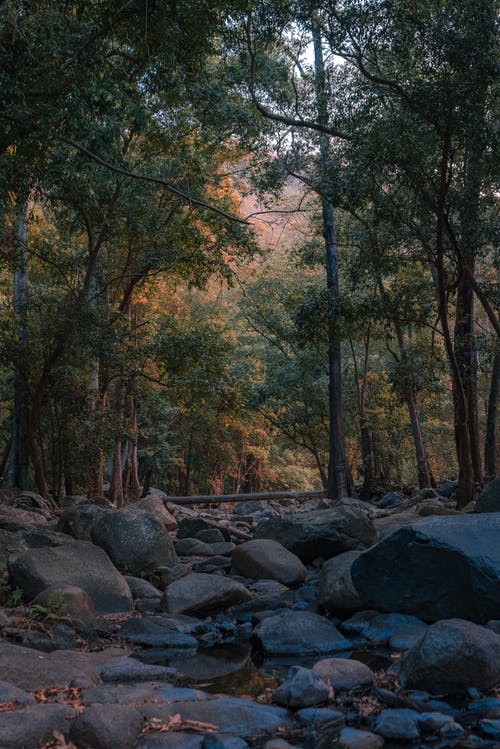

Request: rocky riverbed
left=0, top=480, right=500, bottom=749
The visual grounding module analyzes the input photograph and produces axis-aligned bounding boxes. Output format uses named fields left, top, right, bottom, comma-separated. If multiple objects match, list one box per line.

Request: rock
left=313, top=658, right=374, bottom=691
left=130, top=495, right=177, bottom=530
left=374, top=708, right=421, bottom=741
left=70, top=703, right=144, bottom=749
left=378, top=492, right=404, bottom=509
left=98, top=656, right=176, bottom=683
left=0, top=640, right=126, bottom=690
left=440, top=721, right=466, bottom=738
left=0, top=504, right=48, bottom=532
left=372, top=510, right=419, bottom=539
left=255, top=610, right=351, bottom=656
left=273, top=666, right=330, bottom=707
left=125, top=576, right=162, bottom=604
left=11, top=491, right=55, bottom=517
left=232, top=540, right=306, bottom=586
left=196, top=528, right=226, bottom=544
left=33, top=584, right=98, bottom=624
left=0, top=703, right=75, bottom=749
left=160, top=573, right=251, bottom=615
left=0, top=528, right=26, bottom=571
left=119, top=617, right=198, bottom=648
left=416, top=499, right=458, bottom=516
left=476, top=478, right=500, bottom=513
left=361, top=613, right=427, bottom=648
left=479, top=719, right=500, bottom=739
left=254, top=499, right=376, bottom=563
left=318, top=551, right=363, bottom=614
left=91, top=508, right=178, bottom=575
left=177, top=518, right=230, bottom=541
left=340, top=610, right=380, bottom=635
left=139, top=697, right=293, bottom=740
left=467, top=698, right=500, bottom=718
left=437, top=480, right=458, bottom=498
left=486, top=619, right=500, bottom=635
left=57, top=502, right=105, bottom=540
left=351, top=514, right=500, bottom=622
left=8, top=541, right=133, bottom=613
left=399, top=618, right=500, bottom=693
left=175, top=538, right=235, bottom=557
left=0, top=680, right=35, bottom=705
left=418, top=712, right=455, bottom=731
left=339, top=727, right=384, bottom=749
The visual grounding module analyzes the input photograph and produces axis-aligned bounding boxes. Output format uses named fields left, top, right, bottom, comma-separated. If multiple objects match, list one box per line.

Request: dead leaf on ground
left=140, top=713, right=218, bottom=736
left=31, top=686, right=85, bottom=715
left=37, top=730, right=78, bottom=749
left=0, top=701, right=23, bottom=712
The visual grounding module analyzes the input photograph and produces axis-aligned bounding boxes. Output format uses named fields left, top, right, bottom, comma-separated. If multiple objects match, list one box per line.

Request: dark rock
left=479, top=719, right=500, bottom=739
left=160, top=573, right=251, bottom=615
left=437, top=480, right=458, bottom=498
left=0, top=679, right=34, bottom=705
left=98, top=656, right=176, bottom=683
left=338, top=727, right=384, bottom=749
left=254, top=499, right=376, bottom=563
left=0, top=528, right=26, bottom=572
left=57, top=502, right=105, bottom=540
left=467, top=698, right=500, bottom=718
left=378, top=492, right=404, bottom=509
left=232, top=539, right=306, bottom=586
left=476, top=478, right=500, bottom=513
left=129, top=496, right=177, bottom=530
left=177, top=518, right=230, bottom=542
left=273, top=666, right=330, bottom=707
left=374, top=708, right=421, bottom=741
left=361, top=613, right=427, bottom=648
left=313, top=658, right=374, bottom=691
left=318, top=551, right=363, bottom=614
left=351, top=514, right=500, bottom=622
left=91, top=508, right=178, bottom=575
left=195, top=528, right=226, bottom=544
left=139, top=697, right=293, bottom=739
left=119, top=617, right=197, bottom=648
left=69, top=703, right=143, bottom=749
left=0, top=504, right=48, bottom=532
left=33, top=584, right=98, bottom=624
left=400, top=618, right=500, bottom=693
left=125, top=576, right=162, bottom=601
left=8, top=541, right=133, bottom=613
left=0, top=703, right=75, bottom=749
left=255, top=610, right=351, bottom=656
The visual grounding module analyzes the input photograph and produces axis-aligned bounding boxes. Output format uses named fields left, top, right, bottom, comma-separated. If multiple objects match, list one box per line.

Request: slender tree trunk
left=349, top=335, right=374, bottom=497
left=485, top=340, right=499, bottom=479
left=312, top=24, right=355, bottom=500
left=6, top=191, right=30, bottom=490
left=109, top=380, right=127, bottom=506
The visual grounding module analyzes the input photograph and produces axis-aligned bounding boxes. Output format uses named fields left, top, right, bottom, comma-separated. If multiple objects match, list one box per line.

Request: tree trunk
left=312, top=24, right=355, bottom=501
left=485, top=340, right=499, bottom=479
left=6, top=190, right=30, bottom=490
left=109, top=380, right=127, bottom=506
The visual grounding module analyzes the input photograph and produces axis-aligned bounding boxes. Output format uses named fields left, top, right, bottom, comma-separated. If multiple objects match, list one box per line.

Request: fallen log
left=167, top=489, right=327, bottom=507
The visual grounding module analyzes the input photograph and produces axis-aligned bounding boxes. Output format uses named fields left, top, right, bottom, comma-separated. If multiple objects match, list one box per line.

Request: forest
left=0, top=0, right=497, bottom=509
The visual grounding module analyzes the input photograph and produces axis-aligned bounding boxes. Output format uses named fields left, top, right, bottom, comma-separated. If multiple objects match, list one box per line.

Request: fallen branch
left=168, top=489, right=327, bottom=506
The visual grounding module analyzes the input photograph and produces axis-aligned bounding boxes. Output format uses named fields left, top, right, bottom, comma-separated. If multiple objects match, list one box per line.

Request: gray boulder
left=351, top=514, right=500, bottom=622
left=160, top=572, right=251, bottom=615
left=70, top=703, right=143, bottom=749
left=374, top=709, right=421, bottom=741
left=57, top=502, right=105, bottom=540
left=0, top=704, right=75, bottom=749
left=91, top=508, right=178, bottom=575
left=8, top=540, right=133, bottom=613
left=33, top=584, right=98, bottom=624
left=232, top=539, right=306, bottom=586
left=476, top=478, right=500, bottom=513
left=0, top=528, right=26, bottom=572
left=273, top=666, right=330, bottom=708
left=399, top=618, right=500, bottom=693
left=129, top=495, right=177, bottom=530
left=313, top=658, right=374, bottom=691
left=318, top=551, right=362, bottom=613
left=255, top=610, right=351, bottom=656
left=254, top=499, right=376, bottom=563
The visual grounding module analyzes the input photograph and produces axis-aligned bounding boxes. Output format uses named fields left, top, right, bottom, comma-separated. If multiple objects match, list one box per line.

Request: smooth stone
left=400, top=618, right=500, bottom=693
left=0, top=679, right=35, bottom=705
left=98, top=656, right=176, bottom=683
left=0, top=703, right=75, bottom=748
left=8, top=541, right=133, bottom=613
left=313, top=658, right=374, bottom=691
left=273, top=666, right=330, bottom=708
left=418, top=712, right=455, bottom=731
left=232, top=539, right=306, bottom=586
left=361, top=613, right=427, bottom=647
left=318, top=551, right=363, bottom=613
left=339, top=727, right=384, bottom=749
left=255, top=610, right=351, bottom=656
left=374, top=708, right=421, bottom=741
left=160, top=573, right=251, bottom=615
left=119, top=617, right=198, bottom=648
left=467, top=698, right=500, bottom=718
left=476, top=478, right=500, bottom=513
left=69, top=703, right=143, bottom=749
left=479, top=719, right=500, bottom=738
left=33, top=584, right=98, bottom=624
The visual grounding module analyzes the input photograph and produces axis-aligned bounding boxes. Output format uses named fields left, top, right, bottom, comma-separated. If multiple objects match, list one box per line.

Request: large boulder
left=351, top=514, right=500, bottom=622
left=0, top=529, right=27, bottom=572
left=57, top=502, right=105, bottom=540
left=160, top=572, right=251, bottom=615
left=476, top=478, right=500, bottom=513
left=318, top=551, right=362, bottom=614
left=254, top=499, right=376, bottom=563
left=8, top=540, right=133, bottom=613
left=232, top=539, right=306, bottom=586
left=399, top=619, right=500, bottom=693
left=129, top=495, right=177, bottom=530
left=255, top=610, right=351, bottom=656
left=91, top=508, right=178, bottom=575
